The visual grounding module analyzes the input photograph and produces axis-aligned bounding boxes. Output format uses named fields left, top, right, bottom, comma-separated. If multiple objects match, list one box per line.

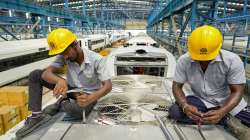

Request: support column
left=156, top=22, right=159, bottom=33
left=244, top=35, right=250, bottom=67
left=223, top=0, right=227, bottom=17
left=213, top=0, right=219, bottom=20
left=243, top=0, right=248, bottom=31
left=101, top=0, right=104, bottom=20
left=180, top=13, right=184, bottom=28
left=64, top=0, right=69, bottom=10
left=41, top=16, right=46, bottom=37
left=223, top=0, right=227, bottom=33
left=31, top=15, right=38, bottom=38
left=243, top=0, right=248, bottom=14
left=168, top=16, right=172, bottom=35
left=82, top=0, right=86, bottom=16
left=190, top=0, right=198, bottom=30
left=93, top=0, right=97, bottom=18
left=161, top=18, right=164, bottom=34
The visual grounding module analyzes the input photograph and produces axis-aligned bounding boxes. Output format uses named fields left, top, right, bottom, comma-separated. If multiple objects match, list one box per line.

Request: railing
left=217, top=12, right=250, bottom=23
left=147, top=31, right=188, bottom=56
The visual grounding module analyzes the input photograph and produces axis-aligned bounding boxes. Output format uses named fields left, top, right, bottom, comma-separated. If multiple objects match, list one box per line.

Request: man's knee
left=168, top=104, right=185, bottom=120
left=186, top=96, right=207, bottom=112
left=168, top=96, right=204, bottom=120
left=61, top=100, right=96, bottom=118
left=186, top=96, right=202, bottom=105
left=29, top=69, right=43, bottom=82
left=61, top=100, right=82, bottom=118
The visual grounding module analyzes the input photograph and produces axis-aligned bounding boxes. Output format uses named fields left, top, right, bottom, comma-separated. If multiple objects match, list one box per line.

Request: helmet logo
left=49, top=42, right=55, bottom=49
left=200, top=48, right=208, bottom=55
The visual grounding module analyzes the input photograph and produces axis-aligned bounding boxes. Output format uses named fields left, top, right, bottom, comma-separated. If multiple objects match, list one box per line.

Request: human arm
left=172, top=81, right=203, bottom=121
left=77, top=80, right=112, bottom=107
left=42, top=66, right=68, bottom=98
left=203, top=84, right=244, bottom=124
left=172, top=55, right=203, bottom=120
left=42, top=55, right=68, bottom=97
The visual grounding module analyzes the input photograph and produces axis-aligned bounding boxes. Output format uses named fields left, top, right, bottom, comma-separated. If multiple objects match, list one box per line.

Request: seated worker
left=168, top=25, right=250, bottom=140
left=16, top=28, right=112, bottom=138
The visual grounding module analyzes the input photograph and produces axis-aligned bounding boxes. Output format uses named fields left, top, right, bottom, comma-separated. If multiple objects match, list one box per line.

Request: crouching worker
left=168, top=25, right=250, bottom=140
left=16, top=28, right=112, bottom=138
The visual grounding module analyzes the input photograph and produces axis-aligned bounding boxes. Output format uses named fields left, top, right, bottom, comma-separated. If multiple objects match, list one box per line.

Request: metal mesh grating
left=95, top=93, right=170, bottom=123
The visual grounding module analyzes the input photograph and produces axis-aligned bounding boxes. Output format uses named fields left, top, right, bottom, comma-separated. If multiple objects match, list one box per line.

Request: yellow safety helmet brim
left=48, top=46, right=68, bottom=56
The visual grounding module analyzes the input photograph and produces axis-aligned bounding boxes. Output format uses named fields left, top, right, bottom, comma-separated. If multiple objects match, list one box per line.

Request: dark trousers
left=28, top=69, right=95, bottom=118
left=168, top=95, right=250, bottom=127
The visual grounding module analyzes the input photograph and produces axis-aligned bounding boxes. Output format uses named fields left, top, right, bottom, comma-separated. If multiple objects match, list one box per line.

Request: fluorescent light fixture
left=26, top=12, right=30, bottom=19
left=8, top=10, right=12, bottom=17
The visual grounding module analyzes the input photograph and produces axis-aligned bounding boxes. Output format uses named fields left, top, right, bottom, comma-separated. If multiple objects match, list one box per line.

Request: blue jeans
left=168, top=95, right=250, bottom=127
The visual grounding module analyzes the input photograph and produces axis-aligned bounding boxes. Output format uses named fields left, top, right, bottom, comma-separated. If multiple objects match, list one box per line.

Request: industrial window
left=117, top=66, right=165, bottom=77
left=0, top=50, right=50, bottom=72
left=136, top=43, right=147, bottom=46
left=116, top=57, right=166, bottom=62
left=91, top=39, right=104, bottom=45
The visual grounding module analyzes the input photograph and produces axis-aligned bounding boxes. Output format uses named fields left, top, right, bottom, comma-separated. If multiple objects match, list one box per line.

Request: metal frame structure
left=0, top=0, right=125, bottom=40
left=0, top=0, right=155, bottom=40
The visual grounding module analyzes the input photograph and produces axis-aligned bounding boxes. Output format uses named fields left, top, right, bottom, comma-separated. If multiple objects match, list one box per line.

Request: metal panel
left=40, top=123, right=72, bottom=140
left=62, top=124, right=167, bottom=140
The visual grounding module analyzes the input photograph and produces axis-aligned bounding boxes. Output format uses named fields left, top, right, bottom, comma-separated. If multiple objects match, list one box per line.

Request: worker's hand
left=76, top=93, right=95, bottom=108
left=183, top=104, right=203, bottom=121
left=53, top=78, right=68, bottom=98
left=202, top=109, right=226, bottom=124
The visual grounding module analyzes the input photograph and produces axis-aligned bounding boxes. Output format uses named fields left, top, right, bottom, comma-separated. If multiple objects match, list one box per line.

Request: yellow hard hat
left=47, top=28, right=77, bottom=56
left=187, top=25, right=223, bottom=61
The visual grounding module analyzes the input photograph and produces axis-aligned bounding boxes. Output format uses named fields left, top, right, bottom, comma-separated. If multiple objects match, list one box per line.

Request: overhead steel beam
left=16, top=20, right=31, bottom=34
left=0, top=0, right=123, bottom=29
left=0, top=25, right=19, bottom=40
left=0, top=0, right=85, bottom=21
left=28, top=18, right=41, bottom=34
left=217, top=14, right=250, bottom=22
left=0, top=35, right=8, bottom=41
left=178, top=11, right=192, bottom=41
left=85, top=8, right=151, bottom=11
left=148, top=0, right=193, bottom=27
